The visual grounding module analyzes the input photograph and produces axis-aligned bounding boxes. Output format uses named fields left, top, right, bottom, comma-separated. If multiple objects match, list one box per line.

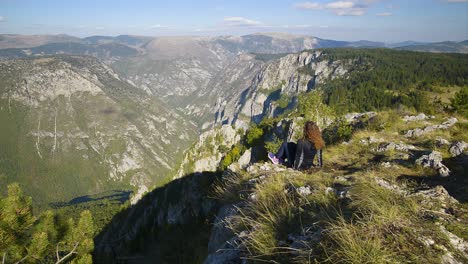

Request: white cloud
left=335, top=8, right=366, bottom=16
left=294, top=1, right=379, bottom=16
left=151, top=24, right=169, bottom=29
left=0, top=16, right=5, bottom=22
left=294, top=2, right=323, bottom=10
left=326, top=1, right=355, bottom=9
left=95, top=26, right=105, bottom=30
left=376, top=12, right=393, bottom=16
left=223, top=17, right=261, bottom=27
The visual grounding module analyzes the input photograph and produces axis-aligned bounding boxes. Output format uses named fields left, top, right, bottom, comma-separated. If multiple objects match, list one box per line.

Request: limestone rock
left=436, top=137, right=451, bottom=147
left=375, top=142, right=416, bottom=152
left=207, top=204, right=241, bottom=254
left=360, top=136, right=384, bottom=145
left=411, top=186, right=458, bottom=205
left=229, top=148, right=252, bottom=172
left=449, top=141, right=467, bottom=157
left=439, top=225, right=468, bottom=256
left=204, top=231, right=248, bottom=264
left=375, top=178, right=407, bottom=195
left=344, top=112, right=377, bottom=123
left=416, top=151, right=451, bottom=177
left=405, top=118, right=458, bottom=138
left=297, top=186, right=313, bottom=196
left=403, top=113, right=433, bottom=122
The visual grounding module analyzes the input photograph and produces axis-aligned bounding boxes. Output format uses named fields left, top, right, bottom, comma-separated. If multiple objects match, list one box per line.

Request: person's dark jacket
left=293, top=139, right=323, bottom=170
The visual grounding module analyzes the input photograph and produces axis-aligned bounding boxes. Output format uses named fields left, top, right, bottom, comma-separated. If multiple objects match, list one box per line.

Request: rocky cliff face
left=0, top=55, right=195, bottom=205
left=215, top=50, right=350, bottom=129
left=176, top=125, right=242, bottom=177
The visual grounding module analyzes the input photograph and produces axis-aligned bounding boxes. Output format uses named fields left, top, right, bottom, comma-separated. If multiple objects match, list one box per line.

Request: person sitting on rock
left=268, top=121, right=324, bottom=170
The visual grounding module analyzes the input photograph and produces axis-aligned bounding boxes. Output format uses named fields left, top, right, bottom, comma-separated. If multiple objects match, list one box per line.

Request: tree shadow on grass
left=397, top=154, right=468, bottom=203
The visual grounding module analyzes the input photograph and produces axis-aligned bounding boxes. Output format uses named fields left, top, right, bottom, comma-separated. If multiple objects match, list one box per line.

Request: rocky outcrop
left=345, top=112, right=377, bottom=123
left=177, top=125, right=241, bottom=177
left=360, top=136, right=385, bottom=145
left=436, top=137, right=451, bottom=147
left=403, top=113, right=434, bottom=122
left=449, top=141, right=467, bottom=157
left=375, top=142, right=416, bottom=152
left=416, top=151, right=451, bottom=177
left=228, top=148, right=252, bottom=172
left=405, top=118, right=458, bottom=138
left=215, top=50, right=352, bottom=129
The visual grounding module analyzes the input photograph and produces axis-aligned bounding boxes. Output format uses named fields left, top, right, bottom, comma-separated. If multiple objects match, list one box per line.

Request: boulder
left=297, top=186, right=313, bottom=196
left=403, top=113, right=433, bottom=122
left=416, top=151, right=451, bottom=177
left=359, top=136, right=384, bottom=145
left=207, top=204, right=240, bottom=254
left=375, top=178, right=407, bottom=195
left=435, top=137, right=450, bottom=147
left=228, top=148, right=252, bottom=172
left=411, top=185, right=458, bottom=205
left=375, top=142, right=416, bottom=152
left=449, top=141, right=467, bottom=157
left=344, top=112, right=377, bottom=123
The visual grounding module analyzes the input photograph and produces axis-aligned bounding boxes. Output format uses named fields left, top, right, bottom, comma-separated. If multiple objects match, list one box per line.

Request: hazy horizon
left=1, top=0, right=467, bottom=43
left=1, top=31, right=467, bottom=45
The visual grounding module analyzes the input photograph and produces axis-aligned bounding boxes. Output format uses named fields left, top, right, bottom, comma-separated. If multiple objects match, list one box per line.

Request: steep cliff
left=215, top=50, right=350, bottom=129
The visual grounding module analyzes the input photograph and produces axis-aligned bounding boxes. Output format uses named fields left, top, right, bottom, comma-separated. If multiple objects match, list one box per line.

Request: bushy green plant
left=451, top=86, right=468, bottom=117
left=297, top=91, right=335, bottom=127
left=265, top=136, right=283, bottom=154
left=245, top=125, right=264, bottom=147
left=219, top=144, right=244, bottom=170
left=276, top=93, right=292, bottom=109
left=323, top=117, right=353, bottom=145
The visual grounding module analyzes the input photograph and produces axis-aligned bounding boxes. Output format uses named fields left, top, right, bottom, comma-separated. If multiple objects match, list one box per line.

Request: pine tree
left=0, top=183, right=95, bottom=264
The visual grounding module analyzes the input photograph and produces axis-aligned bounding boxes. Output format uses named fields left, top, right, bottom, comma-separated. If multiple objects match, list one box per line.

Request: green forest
left=312, top=48, right=468, bottom=114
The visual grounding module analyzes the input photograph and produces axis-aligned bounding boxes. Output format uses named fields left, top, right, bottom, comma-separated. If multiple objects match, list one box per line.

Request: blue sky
left=0, top=0, right=467, bottom=42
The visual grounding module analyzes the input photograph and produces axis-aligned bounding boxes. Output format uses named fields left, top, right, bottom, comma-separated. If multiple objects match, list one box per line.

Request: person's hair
left=303, top=121, right=325, bottom=149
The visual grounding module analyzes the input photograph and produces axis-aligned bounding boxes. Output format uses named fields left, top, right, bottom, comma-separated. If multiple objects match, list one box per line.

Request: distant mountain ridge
left=395, top=40, right=468, bottom=53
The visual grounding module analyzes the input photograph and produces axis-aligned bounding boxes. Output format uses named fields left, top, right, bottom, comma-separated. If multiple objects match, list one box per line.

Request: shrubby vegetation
left=451, top=86, right=468, bottom=117
left=0, top=183, right=94, bottom=263
left=219, top=144, right=244, bottom=170
left=322, top=117, right=353, bottom=145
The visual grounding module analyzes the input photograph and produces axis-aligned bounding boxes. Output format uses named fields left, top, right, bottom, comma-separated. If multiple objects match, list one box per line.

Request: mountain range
left=0, top=32, right=466, bottom=207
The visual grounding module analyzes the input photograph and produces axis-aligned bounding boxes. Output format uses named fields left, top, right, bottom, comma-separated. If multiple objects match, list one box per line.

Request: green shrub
left=297, top=91, right=335, bottom=127
left=265, top=136, right=283, bottom=154
left=451, top=86, right=468, bottom=117
left=323, top=117, right=353, bottom=145
left=276, top=93, right=292, bottom=109
left=246, top=125, right=264, bottom=147
left=219, top=144, right=244, bottom=170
